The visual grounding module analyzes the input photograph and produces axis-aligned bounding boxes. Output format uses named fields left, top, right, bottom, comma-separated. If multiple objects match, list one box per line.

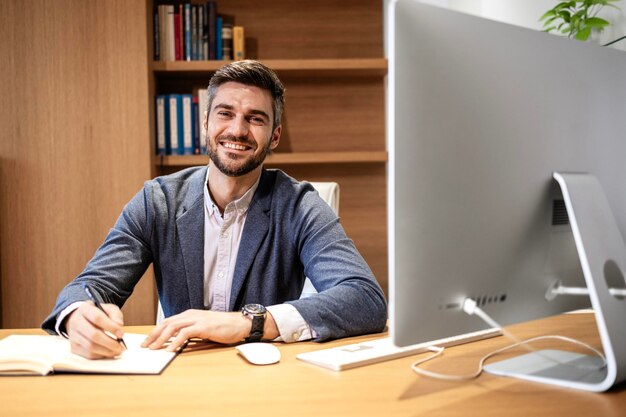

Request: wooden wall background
left=0, top=0, right=156, bottom=328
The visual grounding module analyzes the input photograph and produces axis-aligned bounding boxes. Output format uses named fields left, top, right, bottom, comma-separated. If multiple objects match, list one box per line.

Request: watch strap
left=246, top=314, right=265, bottom=343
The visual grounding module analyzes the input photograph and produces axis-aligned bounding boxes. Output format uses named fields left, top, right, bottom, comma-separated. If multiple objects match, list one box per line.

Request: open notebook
left=0, top=333, right=176, bottom=376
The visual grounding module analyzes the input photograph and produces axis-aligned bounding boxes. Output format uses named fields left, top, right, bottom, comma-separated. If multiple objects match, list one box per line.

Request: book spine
left=168, top=95, right=182, bottom=155
left=208, top=1, right=217, bottom=60
left=198, top=87, right=208, bottom=154
left=192, top=96, right=200, bottom=154
left=191, top=5, right=197, bottom=60
left=153, top=8, right=160, bottom=61
left=178, top=5, right=184, bottom=61
left=215, top=16, right=223, bottom=60
left=166, top=5, right=176, bottom=61
left=184, top=4, right=191, bottom=61
left=174, top=9, right=181, bottom=61
left=158, top=5, right=167, bottom=61
left=197, top=4, right=204, bottom=60
left=155, top=95, right=167, bottom=155
left=233, top=26, right=245, bottom=61
left=182, top=94, right=194, bottom=155
left=222, top=23, right=233, bottom=60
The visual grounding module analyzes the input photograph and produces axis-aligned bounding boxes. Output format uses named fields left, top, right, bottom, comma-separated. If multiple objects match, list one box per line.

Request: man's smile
left=219, top=140, right=254, bottom=155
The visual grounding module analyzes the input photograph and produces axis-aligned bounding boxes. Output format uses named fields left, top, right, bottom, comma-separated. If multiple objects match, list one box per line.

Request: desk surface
left=1, top=312, right=624, bottom=417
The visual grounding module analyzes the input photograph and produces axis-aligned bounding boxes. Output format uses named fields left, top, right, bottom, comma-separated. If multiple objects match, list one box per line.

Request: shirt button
left=291, top=331, right=300, bottom=341
left=218, top=272, right=224, bottom=278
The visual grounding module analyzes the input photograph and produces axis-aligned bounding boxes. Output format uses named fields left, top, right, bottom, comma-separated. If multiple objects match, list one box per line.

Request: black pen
left=82, top=283, right=128, bottom=350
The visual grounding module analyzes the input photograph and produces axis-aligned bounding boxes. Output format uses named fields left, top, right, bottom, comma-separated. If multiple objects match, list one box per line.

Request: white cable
left=411, top=298, right=607, bottom=381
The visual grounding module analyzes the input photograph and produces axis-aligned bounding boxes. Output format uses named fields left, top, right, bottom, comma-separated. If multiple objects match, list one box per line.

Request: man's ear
left=202, top=110, right=208, bottom=135
left=269, top=125, right=282, bottom=150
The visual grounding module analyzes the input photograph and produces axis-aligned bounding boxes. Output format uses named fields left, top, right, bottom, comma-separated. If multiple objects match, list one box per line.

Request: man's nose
left=226, top=115, right=249, bottom=137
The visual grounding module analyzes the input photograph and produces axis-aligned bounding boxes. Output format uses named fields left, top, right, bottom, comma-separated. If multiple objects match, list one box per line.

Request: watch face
left=244, top=304, right=266, bottom=315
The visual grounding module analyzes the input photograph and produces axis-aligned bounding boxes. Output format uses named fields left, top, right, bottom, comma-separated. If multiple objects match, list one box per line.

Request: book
left=184, top=3, right=191, bottom=61
left=155, top=95, right=169, bottom=155
left=174, top=9, right=181, bottom=60
left=233, top=25, right=245, bottom=60
left=221, top=21, right=233, bottom=60
left=158, top=5, right=167, bottom=61
left=0, top=333, right=176, bottom=376
left=192, top=95, right=200, bottom=154
left=197, top=3, right=205, bottom=60
left=178, top=4, right=184, bottom=61
left=197, top=87, right=208, bottom=154
left=191, top=4, right=198, bottom=60
left=165, top=5, right=176, bottom=61
left=207, top=1, right=217, bottom=60
left=215, top=15, right=223, bottom=60
left=168, top=94, right=183, bottom=155
left=182, top=94, right=194, bottom=155
left=153, top=8, right=160, bottom=60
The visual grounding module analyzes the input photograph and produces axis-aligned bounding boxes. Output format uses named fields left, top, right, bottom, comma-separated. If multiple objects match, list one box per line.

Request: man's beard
left=207, top=134, right=272, bottom=177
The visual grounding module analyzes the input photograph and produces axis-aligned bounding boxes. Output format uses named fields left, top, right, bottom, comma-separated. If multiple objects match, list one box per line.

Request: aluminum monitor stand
left=484, top=172, right=626, bottom=392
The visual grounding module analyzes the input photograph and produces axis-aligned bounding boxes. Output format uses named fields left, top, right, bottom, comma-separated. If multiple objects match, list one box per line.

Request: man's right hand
left=64, top=302, right=126, bottom=359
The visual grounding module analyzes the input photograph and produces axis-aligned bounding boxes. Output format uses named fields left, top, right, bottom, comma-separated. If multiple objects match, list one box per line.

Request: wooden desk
left=1, top=312, right=624, bottom=417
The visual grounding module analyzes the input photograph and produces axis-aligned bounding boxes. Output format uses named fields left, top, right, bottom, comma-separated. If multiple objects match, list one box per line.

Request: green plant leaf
left=576, top=26, right=592, bottom=40
left=540, top=10, right=557, bottom=21
left=560, top=10, right=572, bottom=22
left=539, top=0, right=618, bottom=41
left=585, top=17, right=610, bottom=28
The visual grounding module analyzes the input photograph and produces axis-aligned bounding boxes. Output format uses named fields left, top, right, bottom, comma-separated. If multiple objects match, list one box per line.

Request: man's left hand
left=141, top=309, right=278, bottom=351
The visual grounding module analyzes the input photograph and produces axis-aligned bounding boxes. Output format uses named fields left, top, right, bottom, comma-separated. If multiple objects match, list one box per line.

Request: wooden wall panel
left=201, top=0, right=383, bottom=59
left=0, top=0, right=155, bottom=328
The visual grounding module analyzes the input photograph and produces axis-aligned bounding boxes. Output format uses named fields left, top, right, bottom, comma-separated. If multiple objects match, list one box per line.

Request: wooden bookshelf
left=157, top=151, right=388, bottom=167
left=152, top=58, right=388, bottom=77
left=148, top=0, right=389, bottom=295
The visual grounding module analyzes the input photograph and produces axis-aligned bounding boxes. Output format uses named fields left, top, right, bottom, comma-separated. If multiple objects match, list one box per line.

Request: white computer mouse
left=235, top=342, right=281, bottom=365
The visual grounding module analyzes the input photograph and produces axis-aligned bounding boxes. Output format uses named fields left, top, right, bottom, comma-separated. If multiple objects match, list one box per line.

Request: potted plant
left=540, top=0, right=621, bottom=41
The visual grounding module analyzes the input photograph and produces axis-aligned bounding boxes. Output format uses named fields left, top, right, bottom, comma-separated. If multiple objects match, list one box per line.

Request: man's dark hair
left=207, top=60, right=285, bottom=131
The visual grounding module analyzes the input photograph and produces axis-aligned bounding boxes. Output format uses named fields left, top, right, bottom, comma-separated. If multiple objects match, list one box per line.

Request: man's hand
left=65, top=302, right=126, bottom=359
left=142, top=309, right=279, bottom=352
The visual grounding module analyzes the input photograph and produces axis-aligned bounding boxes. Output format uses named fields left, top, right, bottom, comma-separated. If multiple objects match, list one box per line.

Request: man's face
left=205, top=81, right=281, bottom=177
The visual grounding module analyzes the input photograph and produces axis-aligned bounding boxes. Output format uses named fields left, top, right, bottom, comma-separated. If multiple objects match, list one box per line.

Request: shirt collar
left=203, top=167, right=261, bottom=217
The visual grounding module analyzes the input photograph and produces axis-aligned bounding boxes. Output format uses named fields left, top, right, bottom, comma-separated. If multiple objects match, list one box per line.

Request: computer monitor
left=387, top=0, right=626, bottom=391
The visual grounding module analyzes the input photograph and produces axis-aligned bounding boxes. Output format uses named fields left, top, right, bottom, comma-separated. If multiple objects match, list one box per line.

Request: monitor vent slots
left=552, top=199, right=570, bottom=226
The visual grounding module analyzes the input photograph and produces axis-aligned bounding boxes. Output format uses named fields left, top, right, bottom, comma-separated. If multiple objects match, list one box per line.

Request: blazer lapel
left=176, top=169, right=207, bottom=310
left=229, top=170, right=273, bottom=308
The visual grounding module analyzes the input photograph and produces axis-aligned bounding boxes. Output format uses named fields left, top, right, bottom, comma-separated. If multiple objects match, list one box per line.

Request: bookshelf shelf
left=152, top=58, right=388, bottom=77
left=157, top=151, right=388, bottom=167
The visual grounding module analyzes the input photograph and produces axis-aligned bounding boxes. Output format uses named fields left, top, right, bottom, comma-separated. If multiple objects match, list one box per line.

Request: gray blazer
left=42, top=167, right=387, bottom=340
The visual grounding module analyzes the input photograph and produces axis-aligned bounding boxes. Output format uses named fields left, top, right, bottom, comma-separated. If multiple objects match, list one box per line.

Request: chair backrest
left=156, top=181, right=341, bottom=323
left=308, top=181, right=340, bottom=215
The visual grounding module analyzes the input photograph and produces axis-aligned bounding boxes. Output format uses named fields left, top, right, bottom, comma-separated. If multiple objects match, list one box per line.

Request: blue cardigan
left=42, top=167, right=387, bottom=340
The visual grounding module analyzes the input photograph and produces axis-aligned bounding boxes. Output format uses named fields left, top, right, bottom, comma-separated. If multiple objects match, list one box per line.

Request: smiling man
left=42, top=60, right=387, bottom=359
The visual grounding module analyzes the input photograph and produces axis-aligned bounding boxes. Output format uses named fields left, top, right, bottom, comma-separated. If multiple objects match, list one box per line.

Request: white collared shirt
left=202, top=168, right=313, bottom=342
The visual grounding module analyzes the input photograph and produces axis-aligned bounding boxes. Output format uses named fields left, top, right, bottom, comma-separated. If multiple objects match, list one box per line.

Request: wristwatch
left=241, top=303, right=267, bottom=342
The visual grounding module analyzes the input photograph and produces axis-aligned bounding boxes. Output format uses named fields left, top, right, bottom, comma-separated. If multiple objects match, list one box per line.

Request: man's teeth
left=223, top=142, right=248, bottom=151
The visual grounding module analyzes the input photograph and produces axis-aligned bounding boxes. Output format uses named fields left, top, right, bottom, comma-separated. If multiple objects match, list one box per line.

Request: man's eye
left=250, top=117, right=265, bottom=125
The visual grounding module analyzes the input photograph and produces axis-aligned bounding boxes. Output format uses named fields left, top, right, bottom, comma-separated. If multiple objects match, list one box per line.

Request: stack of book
left=154, top=2, right=245, bottom=61
left=155, top=88, right=208, bottom=156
